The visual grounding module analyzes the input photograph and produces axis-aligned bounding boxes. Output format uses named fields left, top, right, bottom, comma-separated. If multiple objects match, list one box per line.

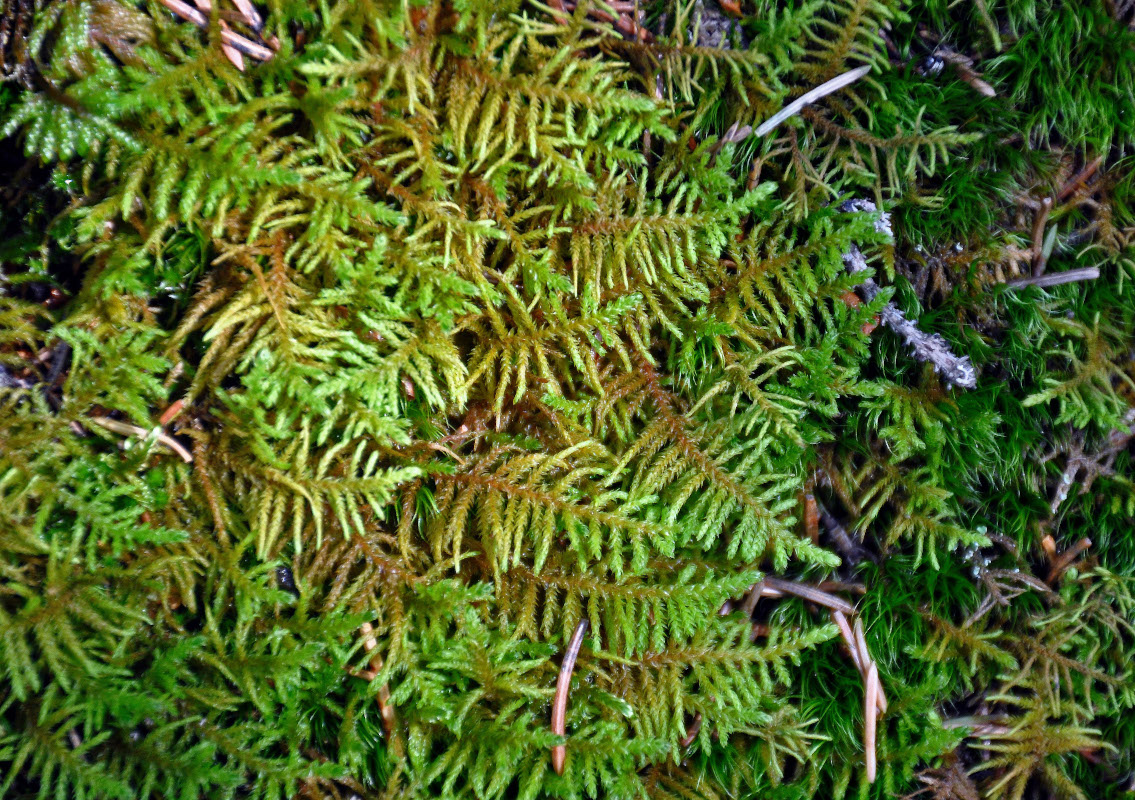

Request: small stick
left=1056, top=156, right=1103, bottom=203
left=231, top=0, right=265, bottom=30
left=1031, top=197, right=1053, bottom=276
left=219, top=28, right=274, bottom=60
left=802, top=491, right=820, bottom=544
left=551, top=619, right=589, bottom=775
left=740, top=580, right=763, bottom=616
left=159, top=0, right=207, bottom=26
left=89, top=417, right=194, bottom=463
left=219, top=22, right=246, bottom=70
left=359, top=622, right=395, bottom=735
left=832, top=610, right=864, bottom=673
left=934, top=46, right=996, bottom=97
left=841, top=612, right=887, bottom=713
left=679, top=712, right=703, bottom=747
left=817, top=581, right=867, bottom=595
left=1047, top=537, right=1092, bottom=584
left=762, top=578, right=858, bottom=615
left=853, top=618, right=871, bottom=675
left=191, top=0, right=243, bottom=69
left=1006, top=266, right=1099, bottom=289
left=159, top=0, right=274, bottom=61
left=159, top=399, right=186, bottom=426
left=864, top=662, right=879, bottom=783
left=710, top=122, right=753, bottom=155
left=755, top=66, right=871, bottom=137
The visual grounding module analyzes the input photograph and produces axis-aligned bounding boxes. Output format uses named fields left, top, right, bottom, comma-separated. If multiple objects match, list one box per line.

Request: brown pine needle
left=761, top=577, right=858, bottom=615
left=834, top=610, right=887, bottom=714
left=1056, top=156, right=1104, bottom=202
left=1006, top=266, right=1099, bottom=289
left=865, top=661, right=879, bottom=783
left=551, top=619, right=589, bottom=775
left=190, top=0, right=242, bottom=69
left=755, top=66, right=871, bottom=137
left=853, top=617, right=871, bottom=670
left=159, top=0, right=207, bottom=26
left=679, top=712, right=703, bottom=747
left=219, top=27, right=274, bottom=60
left=158, top=0, right=274, bottom=62
left=231, top=0, right=264, bottom=30
left=832, top=610, right=864, bottom=674
left=89, top=417, right=194, bottom=463
left=358, top=622, right=395, bottom=736
left=1047, top=537, right=1092, bottom=584
left=158, top=399, right=185, bottom=426
left=1031, top=197, right=1054, bottom=276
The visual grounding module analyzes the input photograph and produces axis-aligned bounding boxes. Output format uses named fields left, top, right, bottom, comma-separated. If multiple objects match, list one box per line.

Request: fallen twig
left=1005, top=266, right=1099, bottom=289
left=934, top=44, right=996, bottom=97
left=159, top=0, right=275, bottom=64
left=832, top=610, right=864, bottom=673
left=158, top=399, right=186, bottom=426
left=841, top=199, right=977, bottom=389
left=755, top=66, right=872, bottom=137
left=1031, top=197, right=1054, bottom=275
left=1055, top=156, right=1104, bottom=203
left=231, top=0, right=264, bottom=30
left=551, top=619, right=589, bottom=775
left=865, top=661, right=878, bottom=783
left=761, top=577, right=858, bottom=616
left=1047, top=537, right=1092, bottom=584
left=679, top=712, right=703, bottom=747
left=89, top=417, right=194, bottom=463
left=355, top=622, right=396, bottom=736
left=942, top=714, right=1013, bottom=736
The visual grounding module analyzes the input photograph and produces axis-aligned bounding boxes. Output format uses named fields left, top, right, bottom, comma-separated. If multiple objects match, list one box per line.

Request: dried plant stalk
left=761, top=578, right=858, bottom=615
left=865, top=661, right=879, bottom=783
left=89, top=417, right=194, bottom=463
left=551, top=619, right=589, bottom=775
left=359, top=622, right=395, bottom=736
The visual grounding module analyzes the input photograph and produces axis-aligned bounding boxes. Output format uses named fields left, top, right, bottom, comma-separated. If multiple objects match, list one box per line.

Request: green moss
left=1, top=0, right=1134, bottom=798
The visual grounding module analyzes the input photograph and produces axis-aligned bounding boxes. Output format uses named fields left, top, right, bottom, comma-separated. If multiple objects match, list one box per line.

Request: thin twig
left=1047, top=537, right=1092, bottom=584
left=853, top=617, right=870, bottom=669
left=934, top=45, right=996, bottom=97
left=358, top=622, right=395, bottom=736
left=1005, top=266, right=1099, bottom=289
left=761, top=577, right=858, bottom=615
left=854, top=617, right=887, bottom=712
left=89, top=417, right=194, bottom=463
left=1031, top=197, right=1053, bottom=276
left=158, top=399, right=186, bottom=426
left=159, top=0, right=274, bottom=61
left=679, top=712, right=703, bottom=747
left=159, top=0, right=207, bottom=26
left=755, top=65, right=871, bottom=137
left=865, top=662, right=878, bottom=783
left=192, top=0, right=243, bottom=69
left=551, top=619, right=589, bottom=775
left=832, top=610, right=864, bottom=673
left=231, top=0, right=264, bottom=30
left=1055, top=156, right=1104, bottom=203
left=817, top=580, right=867, bottom=595
left=219, top=27, right=274, bottom=60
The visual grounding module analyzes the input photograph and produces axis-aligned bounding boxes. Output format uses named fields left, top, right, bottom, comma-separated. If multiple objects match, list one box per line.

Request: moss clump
left=1, top=1, right=1134, bottom=798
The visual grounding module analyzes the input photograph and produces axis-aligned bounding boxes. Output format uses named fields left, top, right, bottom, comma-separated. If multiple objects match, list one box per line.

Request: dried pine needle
left=551, top=619, right=589, bottom=775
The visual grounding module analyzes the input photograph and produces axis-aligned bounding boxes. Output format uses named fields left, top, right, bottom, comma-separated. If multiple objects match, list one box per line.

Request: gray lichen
left=841, top=199, right=978, bottom=390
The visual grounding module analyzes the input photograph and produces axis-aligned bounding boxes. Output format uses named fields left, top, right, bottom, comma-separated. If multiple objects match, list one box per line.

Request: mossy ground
left=1, top=1, right=1134, bottom=799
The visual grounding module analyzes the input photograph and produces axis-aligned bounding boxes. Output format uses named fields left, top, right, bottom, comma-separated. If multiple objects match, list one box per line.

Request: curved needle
left=551, top=619, right=589, bottom=775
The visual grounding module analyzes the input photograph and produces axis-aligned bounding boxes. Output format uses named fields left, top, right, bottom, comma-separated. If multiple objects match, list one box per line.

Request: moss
left=1, top=0, right=1134, bottom=798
